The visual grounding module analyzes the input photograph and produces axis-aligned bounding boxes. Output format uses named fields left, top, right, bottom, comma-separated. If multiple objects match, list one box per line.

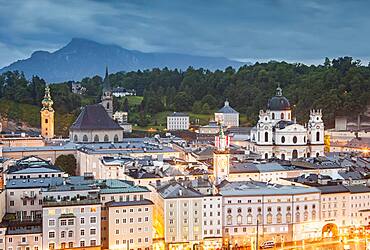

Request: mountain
left=0, top=38, right=246, bottom=83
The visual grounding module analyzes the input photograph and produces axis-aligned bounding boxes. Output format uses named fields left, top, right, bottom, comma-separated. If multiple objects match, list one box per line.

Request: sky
left=1, top=0, right=370, bottom=68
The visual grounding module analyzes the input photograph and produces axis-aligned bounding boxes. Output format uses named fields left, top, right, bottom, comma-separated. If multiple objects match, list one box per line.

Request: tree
left=192, top=101, right=202, bottom=114
left=173, top=92, right=193, bottom=111
left=201, top=103, right=211, bottom=114
left=123, top=98, right=129, bottom=112
left=55, top=154, right=77, bottom=176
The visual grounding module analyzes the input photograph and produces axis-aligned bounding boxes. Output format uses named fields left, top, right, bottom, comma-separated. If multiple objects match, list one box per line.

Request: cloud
left=1, top=0, right=370, bottom=67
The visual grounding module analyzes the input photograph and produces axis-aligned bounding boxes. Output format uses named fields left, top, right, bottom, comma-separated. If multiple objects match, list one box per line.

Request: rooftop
left=219, top=181, right=320, bottom=196
left=106, top=199, right=154, bottom=207
left=70, top=104, right=123, bottom=131
left=216, top=100, right=238, bottom=114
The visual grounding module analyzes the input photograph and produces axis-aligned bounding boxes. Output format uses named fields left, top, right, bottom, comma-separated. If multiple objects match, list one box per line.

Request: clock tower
left=40, top=86, right=54, bottom=139
left=213, top=127, right=230, bottom=185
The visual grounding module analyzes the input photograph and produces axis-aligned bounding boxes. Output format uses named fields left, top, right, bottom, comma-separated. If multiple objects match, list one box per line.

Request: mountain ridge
left=1, top=38, right=246, bottom=83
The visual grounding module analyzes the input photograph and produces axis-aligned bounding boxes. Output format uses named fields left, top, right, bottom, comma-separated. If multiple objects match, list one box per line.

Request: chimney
left=178, top=189, right=183, bottom=196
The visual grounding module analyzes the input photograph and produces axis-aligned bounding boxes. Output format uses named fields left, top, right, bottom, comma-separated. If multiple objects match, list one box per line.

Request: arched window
left=107, top=102, right=110, bottom=109
left=45, top=119, right=48, bottom=124
left=73, top=135, right=78, bottom=142
left=272, top=113, right=275, bottom=119
left=304, top=136, right=306, bottom=143
left=316, top=131, right=320, bottom=141
left=304, top=211, right=309, bottom=221
left=82, top=135, right=88, bottom=142
left=265, top=153, right=268, bottom=159
left=266, top=213, right=272, bottom=224
left=307, top=152, right=311, bottom=158
left=316, top=152, right=319, bottom=157
left=247, top=214, right=252, bottom=224
left=281, top=112, right=284, bottom=119
left=312, top=210, right=316, bottom=220
left=104, top=135, right=109, bottom=142
left=264, top=132, right=268, bottom=142
left=277, top=213, right=282, bottom=223
left=114, top=134, right=119, bottom=142
left=292, top=150, right=298, bottom=159
left=288, top=113, right=291, bottom=120
left=286, top=213, right=292, bottom=223
left=281, top=154, right=285, bottom=160
left=293, top=136, right=297, bottom=144
left=281, top=136, right=285, bottom=143
left=295, top=212, right=300, bottom=223
left=237, top=215, right=242, bottom=225
left=93, top=135, right=99, bottom=142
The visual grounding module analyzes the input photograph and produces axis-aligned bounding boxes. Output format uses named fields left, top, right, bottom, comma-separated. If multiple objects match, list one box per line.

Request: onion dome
left=41, top=86, right=54, bottom=111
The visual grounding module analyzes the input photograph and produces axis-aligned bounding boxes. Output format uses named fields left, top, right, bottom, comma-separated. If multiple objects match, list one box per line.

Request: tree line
left=1, top=56, right=369, bottom=130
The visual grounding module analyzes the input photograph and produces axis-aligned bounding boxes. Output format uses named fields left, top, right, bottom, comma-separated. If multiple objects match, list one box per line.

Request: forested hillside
left=0, top=57, right=369, bottom=135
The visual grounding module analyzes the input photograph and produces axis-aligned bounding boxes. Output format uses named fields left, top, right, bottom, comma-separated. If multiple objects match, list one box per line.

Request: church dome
left=267, top=86, right=291, bottom=111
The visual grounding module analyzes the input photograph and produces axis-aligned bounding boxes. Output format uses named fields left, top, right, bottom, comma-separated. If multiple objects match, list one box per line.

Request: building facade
left=214, top=101, right=239, bottom=127
left=249, top=87, right=325, bottom=160
left=167, top=113, right=190, bottom=131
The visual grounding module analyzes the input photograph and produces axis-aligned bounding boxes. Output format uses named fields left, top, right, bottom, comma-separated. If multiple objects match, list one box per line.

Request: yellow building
left=40, top=86, right=54, bottom=139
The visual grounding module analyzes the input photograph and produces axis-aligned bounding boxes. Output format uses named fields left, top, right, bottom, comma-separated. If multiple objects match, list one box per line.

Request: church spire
left=103, top=66, right=111, bottom=93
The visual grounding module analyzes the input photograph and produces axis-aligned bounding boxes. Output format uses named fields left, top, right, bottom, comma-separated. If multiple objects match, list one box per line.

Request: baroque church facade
left=248, top=86, right=325, bottom=160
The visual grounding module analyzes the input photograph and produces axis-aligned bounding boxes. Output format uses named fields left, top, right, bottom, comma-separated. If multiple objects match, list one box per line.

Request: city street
left=279, top=239, right=367, bottom=250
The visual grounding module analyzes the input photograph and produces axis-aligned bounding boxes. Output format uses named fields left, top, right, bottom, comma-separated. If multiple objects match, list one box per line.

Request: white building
left=167, top=112, right=190, bottom=131
left=215, top=100, right=239, bottom=127
left=219, top=181, right=322, bottom=248
left=42, top=185, right=101, bottom=250
left=249, top=86, right=325, bottom=160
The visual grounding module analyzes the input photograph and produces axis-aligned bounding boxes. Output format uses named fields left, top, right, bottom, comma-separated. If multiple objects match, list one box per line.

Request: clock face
left=265, top=126, right=269, bottom=130
left=316, top=125, right=320, bottom=129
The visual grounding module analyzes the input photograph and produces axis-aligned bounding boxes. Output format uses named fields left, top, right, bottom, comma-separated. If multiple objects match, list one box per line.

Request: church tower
left=213, top=127, right=230, bottom=185
left=40, top=85, right=54, bottom=139
left=101, top=67, right=113, bottom=118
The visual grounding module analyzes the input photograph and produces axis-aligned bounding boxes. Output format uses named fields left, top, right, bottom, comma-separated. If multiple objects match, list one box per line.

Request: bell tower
left=101, top=66, right=113, bottom=118
left=40, top=85, right=55, bottom=139
left=213, top=126, right=230, bottom=185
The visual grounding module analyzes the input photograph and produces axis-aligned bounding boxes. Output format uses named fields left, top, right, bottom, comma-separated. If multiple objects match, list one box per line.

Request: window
left=281, top=113, right=284, bottom=119
left=90, top=207, right=97, bottom=212
left=227, top=215, right=232, bottom=225
left=61, top=231, right=65, bottom=238
left=277, top=213, right=282, bottom=223
left=80, top=229, right=85, bottom=236
left=90, top=217, right=96, bottom=223
left=90, top=240, right=96, bottom=246
left=295, top=212, right=300, bottom=222
left=68, top=242, right=73, bottom=248
left=94, top=135, right=99, bottom=142
left=104, top=135, right=109, bottom=142
left=286, top=213, right=292, bottom=223
left=9, top=201, right=14, bottom=206
left=49, top=243, right=55, bottom=250
left=281, top=136, right=285, bottom=143
left=264, top=132, right=268, bottom=142
left=48, top=231, right=55, bottom=238
left=237, top=215, right=242, bottom=225
left=68, top=219, right=74, bottom=225
left=316, top=131, right=320, bottom=141
left=48, top=219, right=55, bottom=227
left=83, top=135, right=88, bottom=142
left=80, top=241, right=85, bottom=247
left=60, top=219, right=67, bottom=226
left=68, top=230, right=73, bottom=238
left=293, top=136, right=297, bottom=144
left=272, top=113, right=275, bottom=119
left=90, top=228, right=96, bottom=235
left=80, top=218, right=85, bottom=224
left=247, top=214, right=252, bottom=224
left=267, top=213, right=272, bottom=224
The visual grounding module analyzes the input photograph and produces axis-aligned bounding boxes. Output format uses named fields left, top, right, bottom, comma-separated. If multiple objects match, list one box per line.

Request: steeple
left=40, top=85, right=55, bottom=139
left=103, top=66, right=111, bottom=93
left=215, top=124, right=229, bottom=152
left=101, top=66, right=113, bottom=118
